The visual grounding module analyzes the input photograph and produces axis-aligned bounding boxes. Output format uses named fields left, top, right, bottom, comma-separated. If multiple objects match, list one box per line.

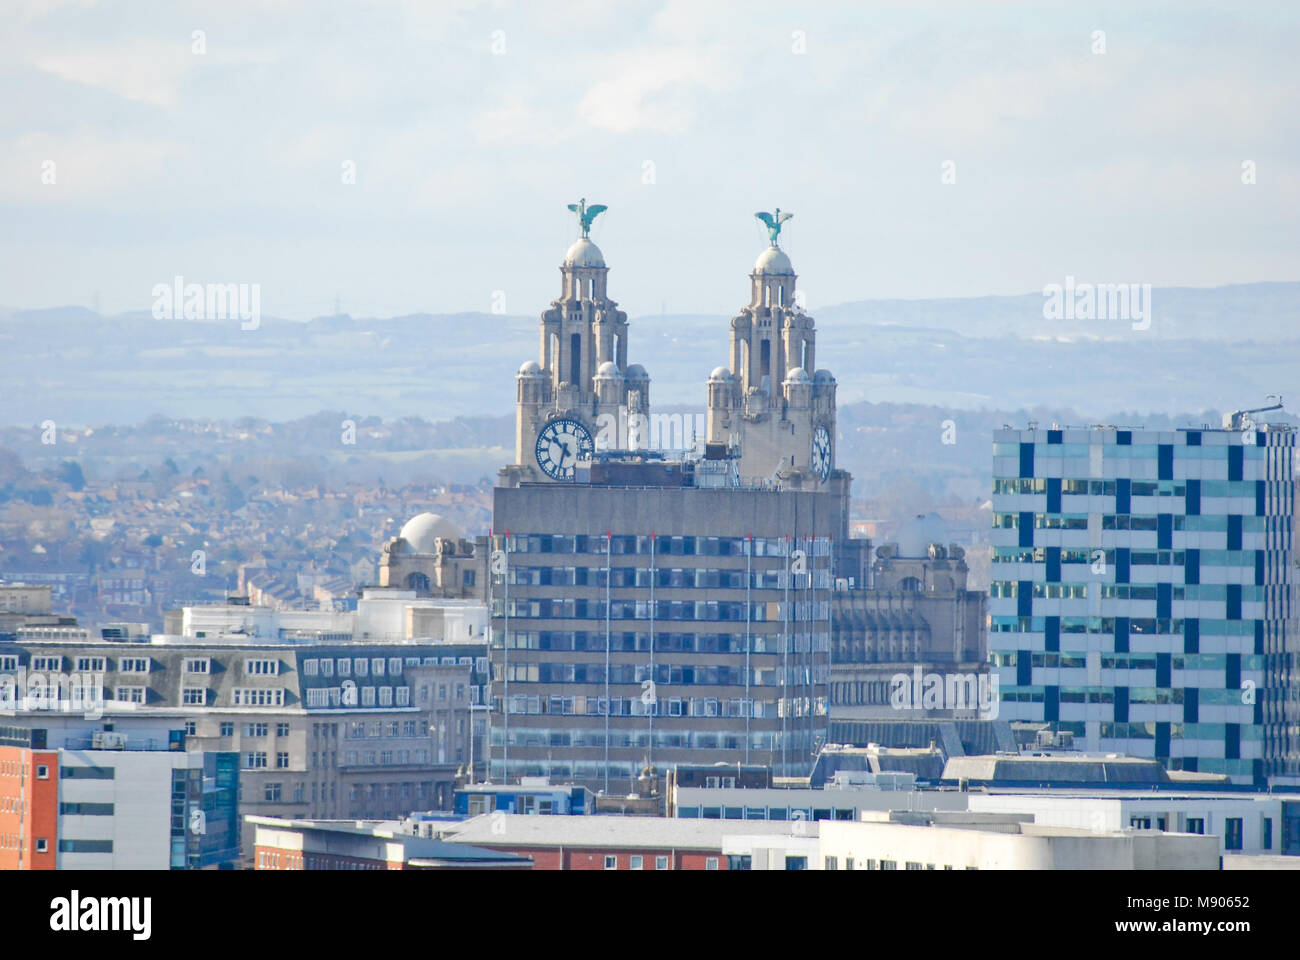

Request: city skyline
left=0, top=1, right=1296, bottom=924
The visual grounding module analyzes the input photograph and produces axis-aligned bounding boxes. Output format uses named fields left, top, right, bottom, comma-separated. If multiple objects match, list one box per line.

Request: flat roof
left=441, top=813, right=817, bottom=850
left=246, top=816, right=531, bottom=865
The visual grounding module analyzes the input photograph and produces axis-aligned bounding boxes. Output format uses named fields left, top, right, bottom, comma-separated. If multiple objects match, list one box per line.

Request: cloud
left=577, top=44, right=738, bottom=134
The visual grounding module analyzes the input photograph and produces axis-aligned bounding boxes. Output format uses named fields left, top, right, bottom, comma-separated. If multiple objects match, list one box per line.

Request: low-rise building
left=0, top=638, right=485, bottom=859
left=454, top=778, right=593, bottom=816
left=967, top=791, right=1299, bottom=857
left=819, top=812, right=1220, bottom=870
left=0, top=725, right=238, bottom=869
left=247, top=816, right=531, bottom=870
left=436, top=813, right=819, bottom=870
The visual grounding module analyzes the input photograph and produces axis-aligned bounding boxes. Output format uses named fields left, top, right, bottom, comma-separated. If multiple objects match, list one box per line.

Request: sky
left=1, top=0, right=1297, bottom=320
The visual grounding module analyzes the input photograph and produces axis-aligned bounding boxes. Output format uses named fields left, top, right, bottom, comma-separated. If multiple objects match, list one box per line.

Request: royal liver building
left=484, top=201, right=991, bottom=793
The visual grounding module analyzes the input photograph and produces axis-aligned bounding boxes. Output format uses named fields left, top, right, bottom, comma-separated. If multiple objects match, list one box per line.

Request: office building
left=989, top=422, right=1296, bottom=783
left=0, top=726, right=238, bottom=869
left=819, top=813, right=1219, bottom=870
left=438, top=813, right=817, bottom=871
left=488, top=206, right=847, bottom=793
left=0, top=638, right=481, bottom=859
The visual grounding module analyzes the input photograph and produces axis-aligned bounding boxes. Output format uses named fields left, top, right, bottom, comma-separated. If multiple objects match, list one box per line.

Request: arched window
left=407, top=572, right=431, bottom=594
left=900, top=576, right=923, bottom=592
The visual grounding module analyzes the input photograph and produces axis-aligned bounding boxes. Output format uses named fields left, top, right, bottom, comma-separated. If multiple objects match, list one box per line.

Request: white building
left=56, top=746, right=238, bottom=869
left=175, top=590, right=487, bottom=645
left=968, top=791, right=1290, bottom=856
left=818, top=813, right=1219, bottom=870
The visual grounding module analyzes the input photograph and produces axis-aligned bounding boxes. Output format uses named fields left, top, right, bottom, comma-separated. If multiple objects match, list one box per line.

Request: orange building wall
left=0, top=746, right=58, bottom=870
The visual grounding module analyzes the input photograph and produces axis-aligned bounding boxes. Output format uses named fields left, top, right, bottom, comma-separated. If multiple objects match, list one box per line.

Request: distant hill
left=0, top=281, right=1294, bottom=427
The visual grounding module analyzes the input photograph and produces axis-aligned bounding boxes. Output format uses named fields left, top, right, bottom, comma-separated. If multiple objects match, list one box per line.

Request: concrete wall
left=818, top=819, right=1219, bottom=870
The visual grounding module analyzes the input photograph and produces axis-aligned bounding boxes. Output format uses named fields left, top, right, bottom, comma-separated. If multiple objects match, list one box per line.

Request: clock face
left=811, top=425, right=832, bottom=481
left=535, top=418, right=594, bottom=480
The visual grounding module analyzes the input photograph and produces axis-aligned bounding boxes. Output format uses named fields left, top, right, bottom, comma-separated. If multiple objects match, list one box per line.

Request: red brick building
left=0, top=733, right=59, bottom=870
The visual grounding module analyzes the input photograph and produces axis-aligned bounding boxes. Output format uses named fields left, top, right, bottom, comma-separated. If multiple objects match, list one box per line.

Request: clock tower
left=706, top=209, right=841, bottom=491
left=503, top=200, right=652, bottom=485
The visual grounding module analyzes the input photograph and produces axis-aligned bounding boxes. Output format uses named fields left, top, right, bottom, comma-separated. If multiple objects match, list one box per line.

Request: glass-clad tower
left=989, top=425, right=1296, bottom=784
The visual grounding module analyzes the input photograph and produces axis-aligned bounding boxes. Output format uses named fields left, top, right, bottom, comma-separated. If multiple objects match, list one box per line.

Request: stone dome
left=518, top=359, right=543, bottom=376
left=894, top=513, right=950, bottom=558
left=813, top=369, right=836, bottom=384
left=625, top=363, right=649, bottom=381
left=595, top=360, right=623, bottom=378
left=398, top=512, right=461, bottom=555
left=564, top=238, right=605, bottom=268
left=754, top=245, right=794, bottom=275
left=709, top=366, right=732, bottom=382
left=784, top=366, right=811, bottom=383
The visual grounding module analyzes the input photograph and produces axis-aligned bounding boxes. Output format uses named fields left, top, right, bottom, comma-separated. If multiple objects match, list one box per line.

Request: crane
left=1222, top=395, right=1283, bottom=431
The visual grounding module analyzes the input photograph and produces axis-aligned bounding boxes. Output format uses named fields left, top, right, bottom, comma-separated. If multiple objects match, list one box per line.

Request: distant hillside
left=0, top=281, right=1294, bottom=427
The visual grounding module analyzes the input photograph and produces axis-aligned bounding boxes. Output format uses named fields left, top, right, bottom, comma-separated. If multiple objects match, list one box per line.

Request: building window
left=245, top=659, right=280, bottom=676
left=705, top=857, right=719, bottom=871
left=785, top=857, right=808, bottom=871
left=233, top=688, right=284, bottom=707
left=75, top=657, right=107, bottom=672
left=220, top=722, right=234, bottom=737
left=1186, top=818, right=1205, bottom=835
left=32, top=656, right=62, bottom=671
left=118, top=658, right=149, bottom=674
left=58, top=839, right=113, bottom=854
left=245, top=722, right=269, bottom=737
left=184, top=721, right=197, bottom=736
left=1263, top=818, right=1273, bottom=850
left=115, top=686, right=145, bottom=703
left=265, top=783, right=282, bottom=802
left=183, top=658, right=210, bottom=674
left=1224, top=818, right=1243, bottom=851
left=35, top=838, right=48, bottom=853
left=181, top=687, right=206, bottom=706
left=246, top=752, right=268, bottom=769
left=656, top=856, right=669, bottom=870
left=276, top=723, right=290, bottom=737
left=276, top=752, right=290, bottom=769
left=604, top=855, right=617, bottom=870
left=825, top=856, right=838, bottom=870
left=36, top=765, right=49, bottom=779
left=629, top=855, right=643, bottom=870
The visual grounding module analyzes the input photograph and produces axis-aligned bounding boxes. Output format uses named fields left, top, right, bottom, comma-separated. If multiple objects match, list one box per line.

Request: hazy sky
left=2, top=0, right=1297, bottom=319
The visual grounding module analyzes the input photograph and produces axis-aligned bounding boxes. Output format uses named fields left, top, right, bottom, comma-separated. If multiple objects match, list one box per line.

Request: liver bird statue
left=567, top=198, right=608, bottom=239
left=755, top=208, right=793, bottom=245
